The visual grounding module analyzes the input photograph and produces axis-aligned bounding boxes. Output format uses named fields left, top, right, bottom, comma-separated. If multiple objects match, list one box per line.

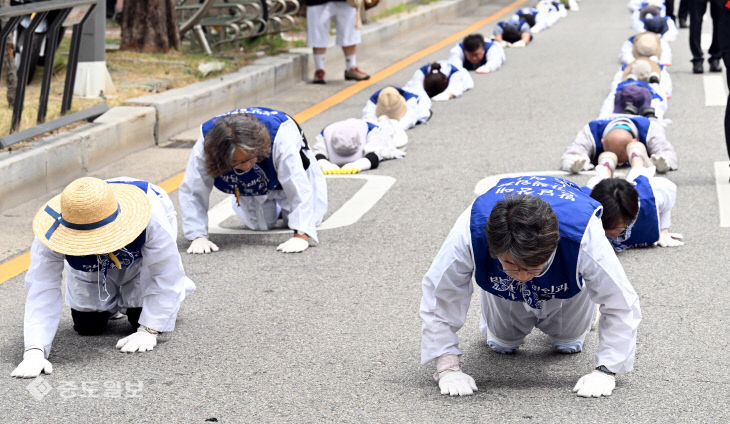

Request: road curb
left=0, top=0, right=487, bottom=212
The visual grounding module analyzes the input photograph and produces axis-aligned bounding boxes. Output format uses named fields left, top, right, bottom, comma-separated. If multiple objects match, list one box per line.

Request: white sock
left=595, top=164, right=612, bottom=179
left=345, top=54, right=356, bottom=70
left=313, top=54, right=325, bottom=71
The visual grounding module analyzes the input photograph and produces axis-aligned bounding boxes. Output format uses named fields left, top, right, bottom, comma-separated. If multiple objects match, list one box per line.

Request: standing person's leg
left=707, top=1, right=723, bottom=72
left=678, top=0, right=690, bottom=25
left=716, top=6, right=730, bottom=161
left=306, top=3, right=332, bottom=84
left=334, top=2, right=369, bottom=81
left=688, top=0, right=708, bottom=73
left=665, top=0, right=676, bottom=21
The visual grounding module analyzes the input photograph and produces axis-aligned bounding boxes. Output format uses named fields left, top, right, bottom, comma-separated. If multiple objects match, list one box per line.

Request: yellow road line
left=0, top=0, right=526, bottom=285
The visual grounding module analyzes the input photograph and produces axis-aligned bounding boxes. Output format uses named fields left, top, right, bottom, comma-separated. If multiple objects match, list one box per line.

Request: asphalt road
left=1, top=0, right=728, bottom=422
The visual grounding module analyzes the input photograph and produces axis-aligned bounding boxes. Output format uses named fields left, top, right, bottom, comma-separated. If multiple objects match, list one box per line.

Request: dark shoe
left=678, top=18, right=688, bottom=28
left=344, top=67, right=370, bottom=81
left=623, top=102, right=639, bottom=115
left=312, top=69, right=326, bottom=84
left=709, top=60, right=722, bottom=73
left=692, top=62, right=704, bottom=74
left=639, top=106, right=657, bottom=119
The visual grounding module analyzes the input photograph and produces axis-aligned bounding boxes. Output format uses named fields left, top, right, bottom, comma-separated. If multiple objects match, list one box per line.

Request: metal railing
left=0, top=0, right=102, bottom=148
left=176, top=0, right=300, bottom=55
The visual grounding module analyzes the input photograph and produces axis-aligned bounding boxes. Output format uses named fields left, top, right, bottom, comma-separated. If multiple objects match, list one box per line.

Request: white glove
left=569, top=157, right=587, bottom=173
left=431, top=91, right=452, bottom=102
left=276, top=236, right=309, bottom=253
left=116, top=327, right=158, bottom=353
left=11, top=348, right=52, bottom=378
left=511, top=39, right=526, bottom=48
left=187, top=237, right=219, bottom=254
left=439, top=371, right=478, bottom=396
left=317, top=158, right=340, bottom=174
left=656, top=229, right=684, bottom=247
left=341, top=157, right=373, bottom=173
left=572, top=370, right=615, bottom=398
left=650, top=154, right=670, bottom=173
left=498, top=40, right=508, bottom=47
left=475, top=64, right=490, bottom=74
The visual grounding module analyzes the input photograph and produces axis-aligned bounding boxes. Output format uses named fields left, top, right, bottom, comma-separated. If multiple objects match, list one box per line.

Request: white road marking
left=208, top=174, right=396, bottom=234
left=714, top=161, right=730, bottom=227
left=704, top=75, right=728, bottom=107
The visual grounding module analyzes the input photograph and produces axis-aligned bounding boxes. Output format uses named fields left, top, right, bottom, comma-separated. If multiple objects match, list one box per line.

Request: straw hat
left=32, top=177, right=151, bottom=256
left=375, top=87, right=407, bottom=120
left=633, top=32, right=661, bottom=59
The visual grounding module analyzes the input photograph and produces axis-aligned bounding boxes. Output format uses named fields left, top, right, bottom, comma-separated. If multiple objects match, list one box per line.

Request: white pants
left=307, top=2, right=361, bottom=48
left=478, top=287, right=596, bottom=346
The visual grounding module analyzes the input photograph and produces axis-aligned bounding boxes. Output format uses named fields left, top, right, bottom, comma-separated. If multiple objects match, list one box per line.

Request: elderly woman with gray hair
left=420, top=176, right=641, bottom=398
left=179, top=107, right=327, bottom=254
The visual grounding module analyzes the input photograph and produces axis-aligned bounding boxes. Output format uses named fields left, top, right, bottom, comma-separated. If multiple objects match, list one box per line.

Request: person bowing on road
left=420, top=176, right=641, bottom=398
left=179, top=107, right=327, bottom=254
left=12, top=177, right=195, bottom=378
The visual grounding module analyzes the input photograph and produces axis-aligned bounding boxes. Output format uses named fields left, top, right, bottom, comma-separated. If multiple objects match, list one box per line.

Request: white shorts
left=478, top=287, right=596, bottom=346
left=306, top=2, right=361, bottom=48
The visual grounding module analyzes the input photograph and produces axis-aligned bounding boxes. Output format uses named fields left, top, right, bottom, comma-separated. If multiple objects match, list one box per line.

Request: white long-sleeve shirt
left=23, top=192, right=192, bottom=358
left=362, top=88, right=432, bottom=131
left=420, top=209, right=641, bottom=374
left=618, top=36, right=673, bottom=66
left=447, top=42, right=505, bottom=74
left=179, top=117, right=327, bottom=242
left=403, top=60, right=474, bottom=99
left=560, top=116, right=678, bottom=172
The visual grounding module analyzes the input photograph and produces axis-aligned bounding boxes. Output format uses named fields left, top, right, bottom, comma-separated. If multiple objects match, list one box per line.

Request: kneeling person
left=420, top=176, right=641, bottom=397
left=12, top=177, right=195, bottom=378
left=179, top=107, right=328, bottom=254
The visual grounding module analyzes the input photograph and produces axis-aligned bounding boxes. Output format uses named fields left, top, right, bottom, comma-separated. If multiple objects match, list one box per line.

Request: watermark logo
left=25, top=379, right=143, bottom=400
left=26, top=376, right=53, bottom=401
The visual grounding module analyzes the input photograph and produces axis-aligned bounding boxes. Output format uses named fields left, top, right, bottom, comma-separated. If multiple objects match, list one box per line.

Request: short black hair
left=590, top=178, right=639, bottom=231
left=501, top=23, right=522, bottom=43
left=518, top=12, right=536, bottom=28
left=463, top=33, right=485, bottom=52
left=423, top=62, right=449, bottom=97
left=486, top=195, right=560, bottom=267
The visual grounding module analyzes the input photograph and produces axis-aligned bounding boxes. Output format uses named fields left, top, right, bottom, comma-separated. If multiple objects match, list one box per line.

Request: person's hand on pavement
left=572, top=370, right=615, bottom=398
left=11, top=348, right=52, bottom=378
left=656, top=229, right=684, bottom=247
left=431, top=91, right=453, bottom=102
left=475, top=65, right=490, bottom=74
left=318, top=158, right=340, bottom=174
left=341, top=157, right=372, bottom=173
left=276, top=235, right=309, bottom=253
left=116, top=327, right=158, bottom=353
left=187, top=237, right=219, bottom=254
left=569, top=157, right=587, bottom=174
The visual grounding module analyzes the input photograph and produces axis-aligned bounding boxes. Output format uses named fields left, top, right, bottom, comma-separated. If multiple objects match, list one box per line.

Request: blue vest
left=369, top=87, right=420, bottom=104
left=202, top=107, right=288, bottom=196
left=458, top=42, right=493, bottom=70
left=588, top=116, right=652, bottom=163
left=65, top=180, right=149, bottom=272
left=419, top=63, right=460, bottom=80
left=612, top=175, right=660, bottom=249
left=469, top=176, right=602, bottom=309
